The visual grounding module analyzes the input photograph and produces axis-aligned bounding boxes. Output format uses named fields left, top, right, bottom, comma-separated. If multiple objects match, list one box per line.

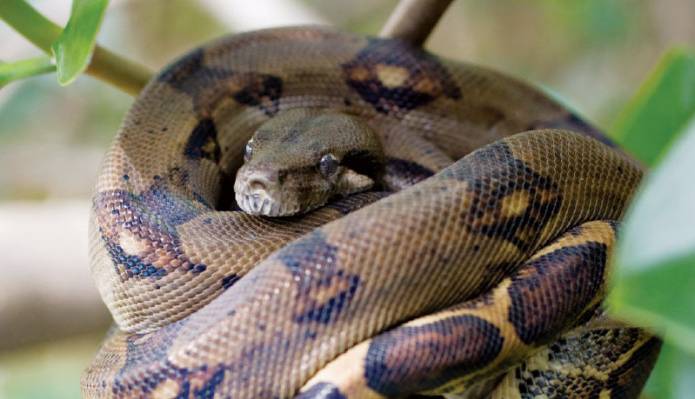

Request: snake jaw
left=233, top=157, right=343, bottom=217
left=234, top=172, right=310, bottom=217
left=236, top=191, right=302, bottom=217
left=236, top=192, right=272, bottom=215
left=235, top=181, right=327, bottom=217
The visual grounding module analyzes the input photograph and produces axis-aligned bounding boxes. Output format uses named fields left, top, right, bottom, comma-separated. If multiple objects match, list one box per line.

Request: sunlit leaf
left=50, top=0, right=109, bottom=85
left=608, top=118, right=695, bottom=355
left=611, top=49, right=695, bottom=166
left=0, top=57, right=55, bottom=87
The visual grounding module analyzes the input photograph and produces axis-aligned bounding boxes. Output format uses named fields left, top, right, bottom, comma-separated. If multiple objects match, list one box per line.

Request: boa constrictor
left=82, top=26, right=660, bottom=398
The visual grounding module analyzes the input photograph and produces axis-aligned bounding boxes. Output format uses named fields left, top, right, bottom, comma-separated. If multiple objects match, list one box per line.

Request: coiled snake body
left=83, top=26, right=660, bottom=398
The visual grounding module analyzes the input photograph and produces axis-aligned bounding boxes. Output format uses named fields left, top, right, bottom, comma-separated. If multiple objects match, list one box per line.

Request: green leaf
left=0, top=57, right=56, bottom=87
left=608, top=118, right=695, bottom=355
left=644, top=343, right=695, bottom=399
left=50, top=0, right=109, bottom=86
left=611, top=49, right=695, bottom=166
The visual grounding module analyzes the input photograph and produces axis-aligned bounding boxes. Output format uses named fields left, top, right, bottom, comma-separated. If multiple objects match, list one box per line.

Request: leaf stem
left=0, top=56, right=56, bottom=87
left=87, top=46, right=152, bottom=95
left=379, top=0, right=453, bottom=47
left=0, top=0, right=61, bottom=53
left=0, top=0, right=152, bottom=95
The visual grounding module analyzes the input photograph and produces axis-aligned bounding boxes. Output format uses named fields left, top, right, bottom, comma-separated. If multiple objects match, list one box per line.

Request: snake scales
left=82, top=26, right=661, bottom=398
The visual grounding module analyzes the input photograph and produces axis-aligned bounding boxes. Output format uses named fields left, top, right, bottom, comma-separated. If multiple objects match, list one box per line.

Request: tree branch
left=86, top=46, right=153, bottom=95
left=379, top=0, right=453, bottom=47
left=0, top=0, right=152, bottom=96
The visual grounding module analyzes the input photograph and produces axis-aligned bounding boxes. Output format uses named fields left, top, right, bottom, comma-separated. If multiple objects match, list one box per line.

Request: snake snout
left=246, top=174, right=273, bottom=194
left=234, top=167, right=291, bottom=216
left=237, top=168, right=279, bottom=194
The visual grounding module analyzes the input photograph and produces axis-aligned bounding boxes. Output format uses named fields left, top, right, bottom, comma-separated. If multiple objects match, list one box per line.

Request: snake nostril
left=248, top=178, right=268, bottom=192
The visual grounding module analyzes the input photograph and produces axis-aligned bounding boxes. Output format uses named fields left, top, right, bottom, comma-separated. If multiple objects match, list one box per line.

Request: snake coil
left=82, top=26, right=660, bottom=398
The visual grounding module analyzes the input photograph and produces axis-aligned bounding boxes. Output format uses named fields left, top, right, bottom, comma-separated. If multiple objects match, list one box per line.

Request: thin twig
left=0, top=0, right=152, bottom=96
left=87, top=47, right=152, bottom=96
left=379, top=0, right=453, bottom=47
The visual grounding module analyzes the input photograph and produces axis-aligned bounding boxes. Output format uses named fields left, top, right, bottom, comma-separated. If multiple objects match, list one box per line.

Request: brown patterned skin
left=82, top=26, right=657, bottom=398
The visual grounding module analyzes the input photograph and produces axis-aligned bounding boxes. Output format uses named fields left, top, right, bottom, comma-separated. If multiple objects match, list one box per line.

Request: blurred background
left=1, top=0, right=694, bottom=397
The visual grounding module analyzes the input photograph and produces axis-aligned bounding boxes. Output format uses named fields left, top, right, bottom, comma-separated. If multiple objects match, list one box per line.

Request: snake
left=82, top=26, right=661, bottom=398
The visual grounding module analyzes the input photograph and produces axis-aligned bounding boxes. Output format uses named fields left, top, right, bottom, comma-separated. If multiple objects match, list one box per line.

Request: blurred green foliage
left=541, top=0, right=631, bottom=45
left=645, top=343, right=695, bottom=398
left=612, top=50, right=695, bottom=165
left=608, top=49, right=695, bottom=398
left=0, top=334, right=103, bottom=399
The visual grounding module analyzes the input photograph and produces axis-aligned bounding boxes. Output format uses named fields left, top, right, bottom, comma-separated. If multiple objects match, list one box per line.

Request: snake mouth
left=235, top=191, right=301, bottom=217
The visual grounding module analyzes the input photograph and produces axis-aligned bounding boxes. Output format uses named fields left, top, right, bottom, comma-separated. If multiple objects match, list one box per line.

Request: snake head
left=234, top=108, right=385, bottom=217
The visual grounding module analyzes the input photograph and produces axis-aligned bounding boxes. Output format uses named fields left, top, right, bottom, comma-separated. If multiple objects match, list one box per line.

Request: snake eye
left=319, top=153, right=339, bottom=177
left=244, top=140, right=253, bottom=162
